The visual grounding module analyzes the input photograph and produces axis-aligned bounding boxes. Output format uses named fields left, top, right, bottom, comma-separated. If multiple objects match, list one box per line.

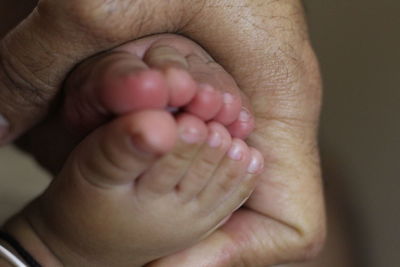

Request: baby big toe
left=63, top=52, right=169, bottom=134
left=62, top=110, right=177, bottom=188
left=136, top=114, right=209, bottom=195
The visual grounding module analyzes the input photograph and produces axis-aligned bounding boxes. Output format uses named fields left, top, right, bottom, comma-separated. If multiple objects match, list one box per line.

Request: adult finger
left=0, top=1, right=203, bottom=144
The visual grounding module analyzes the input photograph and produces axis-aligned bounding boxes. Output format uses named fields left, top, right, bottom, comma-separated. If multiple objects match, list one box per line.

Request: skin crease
left=0, top=0, right=325, bottom=266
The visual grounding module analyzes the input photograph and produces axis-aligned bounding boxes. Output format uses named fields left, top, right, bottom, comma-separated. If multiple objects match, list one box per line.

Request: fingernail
left=239, top=109, right=251, bottom=122
left=228, top=140, right=243, bottom=161
left=207, top=130, right=222, bottom=148
left=247, top=154, right=264, bottom=174
left=180, top=127, right=201, bottom=144
left=0, top=113, right=10, bottom=141
left=223, top=93, right=235, bottom=104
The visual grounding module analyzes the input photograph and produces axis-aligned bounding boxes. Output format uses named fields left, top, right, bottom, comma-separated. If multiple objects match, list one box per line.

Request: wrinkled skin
left=0, top=0, right=325, bottom=266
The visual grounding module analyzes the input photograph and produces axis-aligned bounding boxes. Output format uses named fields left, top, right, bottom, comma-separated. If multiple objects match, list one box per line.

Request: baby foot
left=63, top=34, right=255, bottom=139
left=18, top=110, right=263, bottom=267
left=16, top=34, right=256, bottom=176
left=6, top=34, right=264, bottom=267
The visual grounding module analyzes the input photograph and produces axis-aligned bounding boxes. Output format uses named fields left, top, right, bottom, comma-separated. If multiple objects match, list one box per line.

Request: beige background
left=1, top=0, right=399, bottom=266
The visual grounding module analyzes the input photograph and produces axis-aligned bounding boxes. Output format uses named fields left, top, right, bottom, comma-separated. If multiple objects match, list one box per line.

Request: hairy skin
left=0, top=0, right=325, bottom=266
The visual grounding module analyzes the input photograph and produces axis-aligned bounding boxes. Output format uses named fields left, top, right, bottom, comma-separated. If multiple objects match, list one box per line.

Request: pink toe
left=214, top=92, right=242, bottom=125
left=166, top=68, right=198, bottom=107
left=185, top=84, right=223, bottom=121
left=127, top=110, right=178, bottom=155
left=227, top=109, right=255, bottom=139
left=100, top=70, right=169, bottom=114
left=207, top=122, right=232, bottom=148
left=227, top=139, right=250, bottom=161
left=247, top=148, right=265, bottom=174
left=176, top=113, right=209, bottom=144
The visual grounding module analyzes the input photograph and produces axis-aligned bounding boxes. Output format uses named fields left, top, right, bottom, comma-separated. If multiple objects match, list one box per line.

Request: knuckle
left=296, top=227, right=327, bottom=261
left=287, top=218, right=327, bottom=262
left=1, top=55, right=54, bottom=108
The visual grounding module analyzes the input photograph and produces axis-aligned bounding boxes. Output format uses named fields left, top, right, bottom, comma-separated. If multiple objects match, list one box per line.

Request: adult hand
left=1, top=0, right=325, bottom=265
left=149, top=1, right=325, bottom=266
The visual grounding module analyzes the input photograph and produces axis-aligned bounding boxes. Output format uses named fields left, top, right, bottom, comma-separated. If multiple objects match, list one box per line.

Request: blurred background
left=1, top=0, right=399, bottom=266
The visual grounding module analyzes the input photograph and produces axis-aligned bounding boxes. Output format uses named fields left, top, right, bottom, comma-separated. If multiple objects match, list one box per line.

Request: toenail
left=199, top=83, right=215, bottom=93
left=223, top=93, right=235, bottom=104
left=228, top=141, right=244, bottom=161
left=0, top=113, right=9, bottom=141
left=207, top=130, right=222, bottom=148
left=239, top=109, right=251, bottom=122
left=166, top=68, right=190, bottom=82
left=247, top=154, right=264, bottom=174
left=180, top=127, right=202, bottom=144
left=166, top=106, right=179, bottom=113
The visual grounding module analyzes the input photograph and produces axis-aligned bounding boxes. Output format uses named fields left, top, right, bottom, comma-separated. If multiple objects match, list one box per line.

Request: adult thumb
left=0, top=8, right=81, bottom=144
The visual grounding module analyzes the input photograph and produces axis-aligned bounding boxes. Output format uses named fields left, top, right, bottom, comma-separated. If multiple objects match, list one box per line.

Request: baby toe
left=177, top=122, right=232, bottom=202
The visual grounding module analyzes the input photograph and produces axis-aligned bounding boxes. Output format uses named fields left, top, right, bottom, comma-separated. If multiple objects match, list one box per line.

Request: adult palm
left=0, top=0, right=325, bottom=266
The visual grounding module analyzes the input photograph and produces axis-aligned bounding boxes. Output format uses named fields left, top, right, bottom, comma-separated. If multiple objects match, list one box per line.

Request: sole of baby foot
left=63, top=34, right=256, bottom=139
left=120, top=35, right=254, bottom=136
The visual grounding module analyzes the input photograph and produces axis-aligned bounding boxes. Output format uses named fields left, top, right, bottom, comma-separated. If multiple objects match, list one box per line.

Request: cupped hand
left=0, top=0, right=325, bottom=266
